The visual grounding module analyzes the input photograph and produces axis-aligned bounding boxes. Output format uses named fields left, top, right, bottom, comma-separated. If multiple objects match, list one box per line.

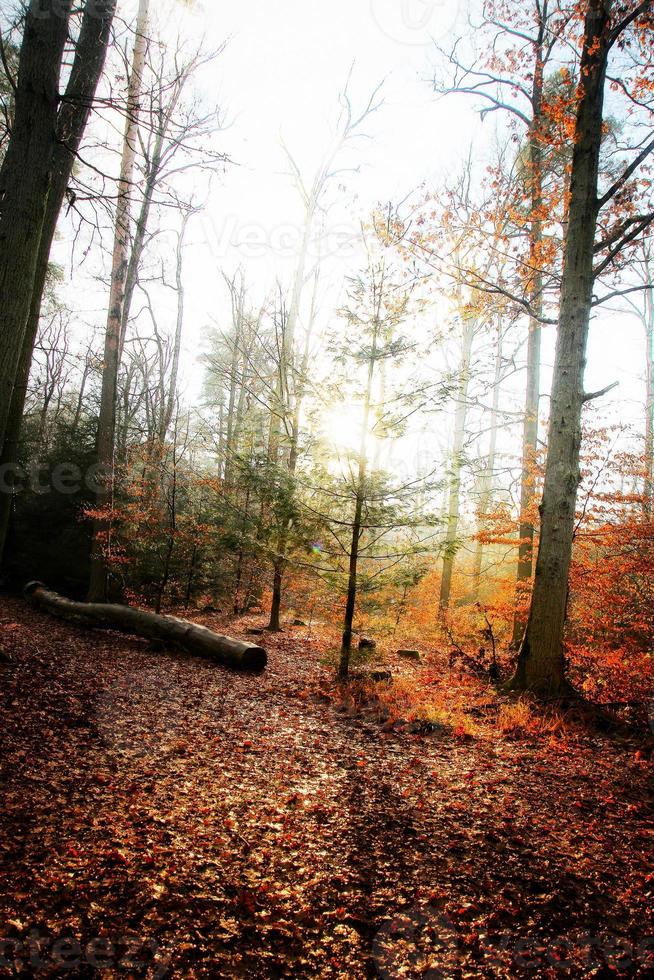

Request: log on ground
left=24, top=582, right=267, bottom=671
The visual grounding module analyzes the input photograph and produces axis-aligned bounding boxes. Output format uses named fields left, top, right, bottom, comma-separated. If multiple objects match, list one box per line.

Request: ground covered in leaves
left=0, top=596, right=653, bottom=978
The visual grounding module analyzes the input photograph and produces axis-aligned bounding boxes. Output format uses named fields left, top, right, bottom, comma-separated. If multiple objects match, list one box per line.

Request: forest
left=0, top=0, right=653, bottom=977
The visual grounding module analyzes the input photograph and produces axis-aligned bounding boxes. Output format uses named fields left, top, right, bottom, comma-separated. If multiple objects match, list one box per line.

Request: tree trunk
left=338, top=311, right=378, bottom=679
left=265, top=269, right=317, bottom=631
left=513, top=28, right=546, bottom=644
left=0, top=0, right=73, bottom=468
left=507, top=0, right=610, bottom=697
left=473, top=318, right=502, bottom=598
left=88, top=0, right=150, bottom=602
left=644, top=271, right=654, bottom=517
left=159, top=210, right=190, bottom=444
left=268, top=560, right=283, bottom=631
left=223, top=275, right=245, bottom=485
left=0, top=2, right=116, bottom=563
left=25, top=582, right=267, bottom=670
left=339, top=485, right=365, bottom=680
left=439, top=305, right=475, bottom=610
left=512, top=306, right=542, bottom=643
left=117, top=60, right=190, bottom=363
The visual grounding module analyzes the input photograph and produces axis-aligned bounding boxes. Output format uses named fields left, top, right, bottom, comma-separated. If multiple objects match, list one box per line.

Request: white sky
left=56, top=0, right=647, bottom=448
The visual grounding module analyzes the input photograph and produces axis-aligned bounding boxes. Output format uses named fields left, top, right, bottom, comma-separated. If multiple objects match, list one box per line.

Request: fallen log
left=24, top=582, right=267, bottom=671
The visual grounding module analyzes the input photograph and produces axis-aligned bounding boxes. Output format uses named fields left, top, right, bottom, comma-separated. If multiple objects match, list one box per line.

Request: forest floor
left=0, top=597, right=653, bottom=979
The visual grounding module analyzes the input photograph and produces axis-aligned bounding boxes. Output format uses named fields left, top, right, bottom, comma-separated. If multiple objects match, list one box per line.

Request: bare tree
left=89, top=11, right=224, bottom=599
left=88, top=0, right=151, bottom=601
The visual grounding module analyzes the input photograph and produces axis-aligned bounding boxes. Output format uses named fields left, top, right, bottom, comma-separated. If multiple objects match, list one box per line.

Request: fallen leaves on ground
left=0, top=598, right=652, bottom=978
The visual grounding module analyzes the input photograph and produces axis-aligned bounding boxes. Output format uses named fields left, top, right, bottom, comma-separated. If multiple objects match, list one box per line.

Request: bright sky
left=58, top=0, right=647, bottom=446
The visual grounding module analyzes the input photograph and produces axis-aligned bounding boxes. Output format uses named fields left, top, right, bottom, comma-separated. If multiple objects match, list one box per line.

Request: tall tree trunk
left=159, top=210, right=190, bottom=444
left=222, top=274, right=245, bottom=485
left=0, top=0, right=72, bottom=477
left=88, top=0, right=150, bottom=602
left=338, top=320, right=377, bottom=680
left=644, top=270, right=654, bottom=517
left=507, top=0, right=610, bottom=697
left=473, top=318, right=503, bottom=598
left=0, top=2, right=116, bottom=563
left=513, top=24, right=546, bottom=643
left=265, top=269, right=317, bottom=631
left=439, top=305, right=475, bottom=610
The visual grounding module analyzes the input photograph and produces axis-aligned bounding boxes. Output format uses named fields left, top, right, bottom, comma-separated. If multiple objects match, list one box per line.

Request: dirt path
left=0, top=597, right=652, bottom=978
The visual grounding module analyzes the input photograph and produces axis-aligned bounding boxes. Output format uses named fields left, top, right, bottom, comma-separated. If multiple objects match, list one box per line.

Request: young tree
left=328, top=243, right=439, bottom=678
left=262, top=80, right=383, bottom=628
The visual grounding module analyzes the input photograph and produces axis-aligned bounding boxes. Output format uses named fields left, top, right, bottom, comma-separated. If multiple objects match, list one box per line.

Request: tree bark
left=268, top=559, right=283, bottom=631
left=473, top=318, right=502, bottom=598
left=25, top=582, right=267, bottom=671
left=0, top=0, right=73, bottom=468
left=439, top=303, right=475, bottom=610
left=159, top=209, right=190, bottom=444
left=0, top=0, right=116, bottom=562
left=507, top=0, right=611, bottom=698
left=339, top=302, right=378, bottom=679
left=88, top=0, right=150, bottom=602
left=513, top=18, right=546, bottom=644
left=644, top=263, right=654, bottom=517
left=265, top=273, right=317, bottom=632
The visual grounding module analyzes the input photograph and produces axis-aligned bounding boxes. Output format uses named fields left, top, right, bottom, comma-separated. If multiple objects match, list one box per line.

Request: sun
left=320, top=404, right=364, bottom=454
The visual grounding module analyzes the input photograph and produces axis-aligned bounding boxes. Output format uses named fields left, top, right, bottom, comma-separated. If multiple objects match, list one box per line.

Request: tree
left=0, top=1, right=116, bottom=562
left=435, top=0, right=572, bottom=638
left=472, top=315, right=505, bottom=598
left=328, top=239, right=439, bottom=678
left=0, top=0, right=72, bottom=459
left=263, top=78, right=383, bottom=629
left=621, top=240, right=654, bottom=516
left=508, top=0, right=654, bottom=697
left=88, top=9, right=223, bottom=600
left=88, top=0, right=151, bottom=602
left=438, top=289, right=477, bottom=610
